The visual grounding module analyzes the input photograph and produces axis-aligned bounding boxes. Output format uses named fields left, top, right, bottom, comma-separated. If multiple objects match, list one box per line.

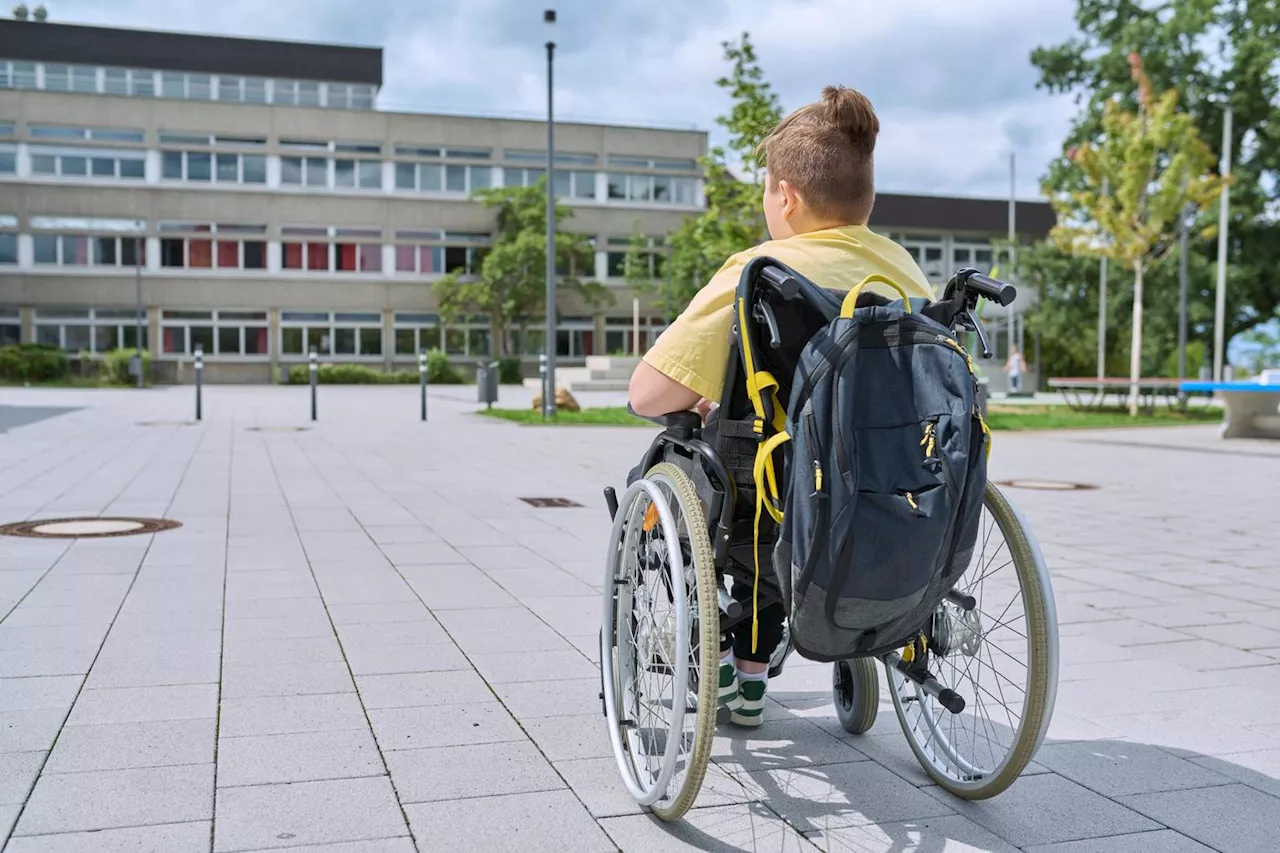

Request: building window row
left=29, top=145, right=146, bottom=180
left=162, top=310, right=269, bottom=356
left=159, top=223, right=268, bottom=270
left=33, top=307, right=147, bottom=353
left=0, top=59, right=377, bottom=110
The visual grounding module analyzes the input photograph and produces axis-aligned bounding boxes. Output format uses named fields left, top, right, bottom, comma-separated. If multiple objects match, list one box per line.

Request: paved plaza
left=0, top=383, right=1278, bottom=852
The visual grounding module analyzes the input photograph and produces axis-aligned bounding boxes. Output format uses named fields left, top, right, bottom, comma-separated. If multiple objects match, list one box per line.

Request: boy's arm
left=628, top=362, right=703, bottom=417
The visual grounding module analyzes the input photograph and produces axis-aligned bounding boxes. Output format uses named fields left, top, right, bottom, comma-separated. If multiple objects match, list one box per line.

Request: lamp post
left=543, top=8, right=557, bottom=418
left=134, top=222, right=144, bottom=389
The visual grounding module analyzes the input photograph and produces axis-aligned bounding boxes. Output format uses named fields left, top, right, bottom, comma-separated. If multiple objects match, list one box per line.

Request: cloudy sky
left=51, top=0, right=1083, bottom=200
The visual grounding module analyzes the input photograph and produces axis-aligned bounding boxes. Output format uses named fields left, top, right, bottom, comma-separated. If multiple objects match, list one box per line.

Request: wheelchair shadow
left=633, top=684, right=1279, bottom=852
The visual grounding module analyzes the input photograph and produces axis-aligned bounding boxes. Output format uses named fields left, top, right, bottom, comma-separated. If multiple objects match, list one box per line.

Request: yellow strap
left=750, top=429, right=790, bottom=652
left=978, top=410, right=993, bottom=460
left=839, top=274, right=916, bottom=319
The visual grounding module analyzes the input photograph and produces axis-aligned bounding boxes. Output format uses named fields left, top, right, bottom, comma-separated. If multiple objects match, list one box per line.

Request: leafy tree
left=433, top=179, right=609, bottom=357
left=663, top=32, right=783, bottom=313
left=1047, top=53, right=1223, bottom=415
left=1032, top=0, right=1280, bottom=343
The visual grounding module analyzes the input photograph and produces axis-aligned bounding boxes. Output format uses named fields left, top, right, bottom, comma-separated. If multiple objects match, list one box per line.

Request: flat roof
left=873, top=191, right=1055, bottom=237
left=0, top=19, right=382, bottom=86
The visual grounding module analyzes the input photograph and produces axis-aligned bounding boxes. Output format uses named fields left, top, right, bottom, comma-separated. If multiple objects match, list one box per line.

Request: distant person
left=627, top=85, right=932, bottom=726
left=1006, top=343, right=1026, bottom=393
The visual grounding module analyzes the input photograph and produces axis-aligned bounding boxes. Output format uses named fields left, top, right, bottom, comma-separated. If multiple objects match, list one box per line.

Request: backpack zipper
left=920, top=420, right=937, bottom=461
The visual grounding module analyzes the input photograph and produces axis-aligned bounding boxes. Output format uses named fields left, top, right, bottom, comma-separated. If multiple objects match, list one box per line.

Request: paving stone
left=3, top=821, right=212, bottom=852
left=220, top=661, right=354, bottom=698
left=0, top=646, right=98, bottom=678
left=15, top=764, right=214, bottom=836
left=356, top=670, right=495, bottom=709
left=712, top=717, right=869, bottom=774
left=468, top=649, right=597, bottom=684
left=223, top=597, right=329, bottom=620
left=401, top=568, right=521, bottom=609
left=1023, top=829, right=1216, bottom=853
left=384, top=740, right=563, bottom=803
left=922, top=773, right=1159, bottom=848
left=45, top=718, right=215, bottom=773
left=222, top=636, right=346, bottom=665
left=0, top=750, right=44, bottom=805
left=341, top=642, right=470, bottom=676
left=1189, top=748, right=1280, bottom=798
left=221, top=840, right=415, bottom=853
left=0, top=804, right=16, bottom=840
left=217, top=728, right=384, bottom=787
left=223, top=613, right=334, bottom=641
left=555, top=756, right=754, bottom=818
left=213, top=776, right=408, bottom=852
left=326, top=603, right=434, bottom=625
left=1035, top=741, right=1233, bottom=797
left=404, top=789, right=615, bottom=853
left=99, top=629, right=223, bottom=659
left=491, top=676, right=600, bottom=719
left=377, top=542, right=464, bottom=565
left=332, top=619, right=449, bottom=647
left=218, top=693, right=370, bottom=738
left=0, top=624, right=107, bottom=652
left=368, top=702, right=525, bottom=751
left=813, top=813, right=1022, bottom=852
left=364, top=526, right=441, bottom=544
left=84, top=652, right=221, bottom=689
left=522, top=712, right=615, bottom=762
left=0, top=709, right=66, bottom=753
left=601, top=801, right=817, bottom=852
left=1119, top=783, right=1280, bottom=853
left=66, top=684, right=218, bottom=726
left=485, top=567, right=596, bottom=598
left=0, top=676, right=80, bottom=712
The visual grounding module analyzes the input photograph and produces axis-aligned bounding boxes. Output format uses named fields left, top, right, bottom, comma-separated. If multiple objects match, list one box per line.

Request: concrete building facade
left=0, top=17, right=1053, bottom=383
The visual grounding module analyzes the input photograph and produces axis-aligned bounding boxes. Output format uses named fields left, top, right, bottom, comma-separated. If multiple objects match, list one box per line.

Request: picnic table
left=1181, top=371, right=1280, bottom=440
left=1047, top=377, right=1187, bottom=412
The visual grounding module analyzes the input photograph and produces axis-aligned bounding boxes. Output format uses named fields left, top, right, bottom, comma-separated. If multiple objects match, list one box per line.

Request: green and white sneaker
left=730, top=676, right=767, bottom=727
left=718, top=660, right=740, bottom=708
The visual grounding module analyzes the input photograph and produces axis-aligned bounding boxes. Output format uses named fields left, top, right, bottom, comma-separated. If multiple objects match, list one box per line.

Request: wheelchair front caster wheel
left=833, top=657, right=879, bottom=734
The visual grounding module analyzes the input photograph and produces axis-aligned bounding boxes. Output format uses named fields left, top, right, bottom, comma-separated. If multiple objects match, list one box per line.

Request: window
left=607, top=155, right=698, bottom=171
left=281, top=156, right=328, bottom=187
left=279, top=311, right=382, bottom=357
left=393, top=146, right=491, bottom=194
left=606, top=173, right=697, bottom=205
left=440, top=317, right=490, bottom=357
left=6, top=61, right=37, bottom=89
left=395, top=161, right=443, bottom=192
left=161, top=310, right=268, bottom=356
left=334, top=158, right=383, bottom=190
left=34, top=308, right=148, bottom=354
left=605, top=235, right=666, bottom=280
left=30, top=125, right=145, bottom=143
left=393, top=313, right=440, bottom=355
left=0, top=231, right=16, bottom=264
left=0, top=146, right=14, bottom=174
left=281, top=226, right=382, bottom=273
left=323, top=85, right=377, bottom=110
left=33, top=233, right=145, bottom=267
left=30, top=146, right=145, bottom=180
left=0, top=308, right=19, bottom=347
left=217, top=76, right=243, bottom=102
left=951, top=241, right=994, bottom=272
left=161, top=149, right=266, bottom=184
left=244, top=77, right=267, bottom=103
left=555, top=316, right=594, bottom=358
left=333, top=229, right=383, bottom=273
left=298, top=81, right=320, bottom=106
left=159, top=223, right=267, bottom=271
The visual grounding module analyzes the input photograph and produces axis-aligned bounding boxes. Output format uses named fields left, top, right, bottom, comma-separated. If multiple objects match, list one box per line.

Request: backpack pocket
left=827, top=482, right=951, bottom=630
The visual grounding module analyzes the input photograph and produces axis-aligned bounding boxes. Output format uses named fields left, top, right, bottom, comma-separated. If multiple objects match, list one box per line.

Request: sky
left=47, top=0, right=1085, bottom=201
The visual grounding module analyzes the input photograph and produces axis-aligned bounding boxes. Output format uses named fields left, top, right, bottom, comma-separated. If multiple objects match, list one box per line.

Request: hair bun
left=821, top=85, right=879, bottom=149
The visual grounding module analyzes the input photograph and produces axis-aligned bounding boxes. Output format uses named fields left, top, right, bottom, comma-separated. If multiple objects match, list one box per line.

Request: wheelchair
left=599, top=261, right=1059, bottom=821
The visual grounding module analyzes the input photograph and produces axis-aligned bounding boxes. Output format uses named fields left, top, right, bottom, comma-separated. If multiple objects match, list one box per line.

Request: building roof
left=0, top=19, right=383, bottom=86
left=873, top=191, right=1055, bottom=238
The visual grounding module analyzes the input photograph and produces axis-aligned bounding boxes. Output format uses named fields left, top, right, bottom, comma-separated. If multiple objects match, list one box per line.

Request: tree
left=432, top=179, right=609, bottom=357
left=620, top=220, right=658, bottom=355
left=662, top=32, right=783, bottom=313
left=1047, top=53, right=1223, bottom=415
left=1032, top=0, right=1280, bottom=344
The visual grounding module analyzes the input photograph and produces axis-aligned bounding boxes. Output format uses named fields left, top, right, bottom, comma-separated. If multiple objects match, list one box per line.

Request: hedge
left=285, top=349, right=465, bottom=385
left=0, top=344, right=70, bottom=382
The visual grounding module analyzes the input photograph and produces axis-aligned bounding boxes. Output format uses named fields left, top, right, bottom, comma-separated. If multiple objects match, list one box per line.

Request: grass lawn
left=480, top=403, right=1223, bottom=430
left=0, top=377, right=143, bottom=389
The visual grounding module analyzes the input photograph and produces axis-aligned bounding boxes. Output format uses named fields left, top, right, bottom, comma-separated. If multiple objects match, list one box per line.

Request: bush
left=285, top=363, right=433, bottom=385
left=100, top=349, right=152, bottom=385
left=0, top=344, right=70, bottom=382
left=426, top=349, right=465, bottom=384
left=496, top=356, right=522, bottom=384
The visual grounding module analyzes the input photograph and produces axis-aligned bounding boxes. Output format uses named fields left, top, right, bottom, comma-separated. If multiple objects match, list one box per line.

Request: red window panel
left=283, top=242, right=304, bottom=270
left=335, top=242, right=358, bottom=272
left=358, top=244, right=381, bottom=272
left=189, top=239, right=213, bottom=269
left=162, top=327, right=182, bottom=354
left=215, top=241, right=240, bottom=269
left=395, top=245, right=415, bottom=272
left=306, top=241, right=329, bottom=271
left=418, top=246, right=435, bottom=273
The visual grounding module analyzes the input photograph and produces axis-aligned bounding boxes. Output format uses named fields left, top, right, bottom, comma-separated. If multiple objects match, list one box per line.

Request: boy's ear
left=779, top=180, right=803, bottom=219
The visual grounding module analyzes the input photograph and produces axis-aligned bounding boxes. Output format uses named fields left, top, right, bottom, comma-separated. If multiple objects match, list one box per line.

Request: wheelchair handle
left=759, top=265, right=800, bottom=299
left=964, top=271, right=1017, bottom=307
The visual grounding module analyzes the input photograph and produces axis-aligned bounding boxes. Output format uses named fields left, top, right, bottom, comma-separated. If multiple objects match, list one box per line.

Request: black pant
left=720, top=540, right=786, bottom=664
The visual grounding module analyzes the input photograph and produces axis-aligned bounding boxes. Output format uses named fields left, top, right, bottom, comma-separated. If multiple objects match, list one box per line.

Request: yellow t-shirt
left=643, top=225, right=935, bottom=403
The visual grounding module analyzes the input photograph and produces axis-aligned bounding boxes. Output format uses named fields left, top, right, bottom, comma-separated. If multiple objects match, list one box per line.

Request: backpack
left=741, top=262, right=991, bottom=663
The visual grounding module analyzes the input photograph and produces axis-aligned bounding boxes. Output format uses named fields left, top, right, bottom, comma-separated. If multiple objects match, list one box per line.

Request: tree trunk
left=491, top=313, right=507, bottom=358
left=1128, top=260, right=1144, bottom=417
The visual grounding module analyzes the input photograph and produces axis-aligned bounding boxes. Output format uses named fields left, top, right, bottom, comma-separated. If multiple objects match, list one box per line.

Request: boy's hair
left=758, top=85, right=879, bottom=224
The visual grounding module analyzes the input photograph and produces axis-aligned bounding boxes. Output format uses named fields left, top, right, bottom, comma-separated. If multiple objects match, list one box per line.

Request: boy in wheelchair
left=628, top=85, right=934, bottom=726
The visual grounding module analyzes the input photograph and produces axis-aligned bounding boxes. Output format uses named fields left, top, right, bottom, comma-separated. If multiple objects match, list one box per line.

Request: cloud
left=47, top=0, right=1082, bottom=197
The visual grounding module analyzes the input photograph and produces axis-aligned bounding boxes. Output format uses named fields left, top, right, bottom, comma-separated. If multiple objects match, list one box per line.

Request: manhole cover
left=520, top=497, right=585, bottom=508
left=137, top=420, right=198, bottom=427
left=246, top=426, right=311, bottom=433
left=996, top=480, right=1098, bottom=491
left=0, top=516, right=182, bottom=539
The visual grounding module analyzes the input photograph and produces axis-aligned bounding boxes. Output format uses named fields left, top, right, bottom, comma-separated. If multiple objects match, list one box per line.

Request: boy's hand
left=695, top=398, right=717, bottom=423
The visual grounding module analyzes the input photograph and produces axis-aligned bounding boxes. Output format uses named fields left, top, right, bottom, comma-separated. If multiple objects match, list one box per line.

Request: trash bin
left=127, top=354, right=142, bottom=378
left=477, top=360, right=499, bottom=406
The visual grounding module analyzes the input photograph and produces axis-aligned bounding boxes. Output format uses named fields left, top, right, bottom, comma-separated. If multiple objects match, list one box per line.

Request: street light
left=134, top=220, right=144, bottom=389
left=543, top=8, right=557, bottom=418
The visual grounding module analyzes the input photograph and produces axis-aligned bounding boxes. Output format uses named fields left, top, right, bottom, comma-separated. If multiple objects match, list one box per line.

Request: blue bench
left=1181, top=373, right=1280, bottom=440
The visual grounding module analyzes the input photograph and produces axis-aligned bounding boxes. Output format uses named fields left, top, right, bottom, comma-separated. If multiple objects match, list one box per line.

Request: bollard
left=194, top=345, right=204, bottom=421
left=418, top=348, right=428, bottom=422
left=538, top=353, right=548, bottom=416
left=309, top=348, right=318, bottom=421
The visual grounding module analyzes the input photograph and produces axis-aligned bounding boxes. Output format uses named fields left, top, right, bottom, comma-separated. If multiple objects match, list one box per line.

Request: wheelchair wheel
left=600, top=462, right=719, bottom=822
left=832, top=657, right=879, bottom=734
left=890, top=482, right=1058, bottom=799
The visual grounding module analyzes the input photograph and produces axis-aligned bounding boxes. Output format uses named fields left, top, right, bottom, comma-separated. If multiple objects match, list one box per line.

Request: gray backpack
left=755, top=270, right=990, bottom=662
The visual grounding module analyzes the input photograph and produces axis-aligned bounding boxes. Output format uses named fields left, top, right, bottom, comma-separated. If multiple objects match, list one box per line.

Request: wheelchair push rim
left=600, top=463, right=719, bottom=819
left=889, top=482, right=1059, bottom=799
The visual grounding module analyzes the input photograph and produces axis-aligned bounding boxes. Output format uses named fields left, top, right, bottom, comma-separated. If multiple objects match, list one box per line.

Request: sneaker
left=730, top=677, right=767, bottom=727
left=717, top=660, right=740, bottom=708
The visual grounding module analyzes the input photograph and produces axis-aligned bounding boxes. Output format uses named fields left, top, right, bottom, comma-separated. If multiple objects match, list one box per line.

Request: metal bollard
left=194, top=345, right=203, bottom=421
left=418, top=348, right=428, bottom=422
left=538, top=353, right=548, bottom=416
left=309, top=348, right=318, bottom=421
